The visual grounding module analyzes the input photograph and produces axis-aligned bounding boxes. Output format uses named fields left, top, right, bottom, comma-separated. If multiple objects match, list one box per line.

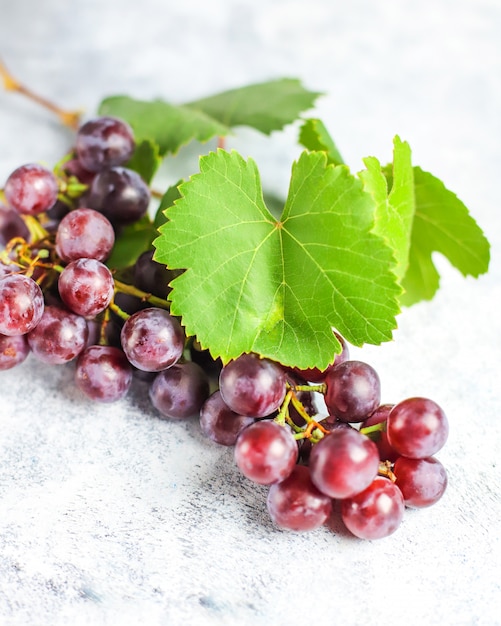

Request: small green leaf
left=360, top=136, right=415, bottom=282
left=98, top=79, right=321, bottom=155
left=186, top=79, right=321, bottom=135
left=299, top=118, right=344, bottom=165
left=400, top=167, right=490, bottom=305
left=154, top=150, right=400, bottom=369
left=106, top=215, right=157, bottom=270
left=153, top=181, right=183, bottom=230
left=126, top=139, right=162, bottom=184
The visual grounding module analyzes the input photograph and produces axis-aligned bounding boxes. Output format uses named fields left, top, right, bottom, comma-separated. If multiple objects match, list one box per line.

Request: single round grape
left=134, top=249, right=181, bottom=299
left=58, top=258, right=114, bottom=318
left=0, top=333, right=30, bottom=370
left=341, top=476, right=405, bottom=539
left=219, top=353, right=286, bottom=418
left=88, top=166, right=150, bottom=226
left=4, top=163, right=59, bottom=216
left=361, top=403, right=399, bottom=462
left=324, top=360, right=381, bottom=422
left=309, top=428, right=380, bottom=499
left=0, top=273, right=44, bottom=336
left=149, top=361, right=210, bottom=419
left=199, top=390, right=254, bottom=446
left=55, top=208, right=115, bottom=262
left=75, top=116, right=135, bottom=172
left=291, top=331, right=350, bottom=383
left=386, top=397, right=449, bottom=459
left=0, top=204, right=30, bottom=246
left=27, top=305, right=89, bottom=364
left=75, top=345, right=132, bottom=402
left=393, top=456, right=448, bottom=508
left=234, top=420, right=298, bottom=485
left=120, top=307, right=185, bottom=372
left=267, top=465, right=333, bottom=531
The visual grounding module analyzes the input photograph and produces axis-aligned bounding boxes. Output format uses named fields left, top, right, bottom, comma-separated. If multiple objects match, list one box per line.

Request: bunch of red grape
left=0, top=116, right=449, bottom=539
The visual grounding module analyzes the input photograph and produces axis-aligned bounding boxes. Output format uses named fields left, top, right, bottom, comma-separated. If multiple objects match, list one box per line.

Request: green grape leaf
left=299, top=118, right=344, bottom=165
left=125, top=139, right=162, bottom=184
left=360, top=136, right=415, bottom=282
left=106, top=215, right=157, bottom=270
left=98, top=79, right=320, bottom=155
left=186, top=79, right=322, bottom=135
left=153, top=150, right=400, bottom=369
left=153, top=181, right=183, bottom=231
left=400, top=167, right=490, bottom=305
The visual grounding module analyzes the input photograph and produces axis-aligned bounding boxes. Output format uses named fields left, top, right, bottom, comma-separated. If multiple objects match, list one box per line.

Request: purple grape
left=4, top=163, right=59, bottom=216
left=75, top=345, right=132, bottom=402
left=386, top=397, right=449, bottom=459
left=120, top=307, right=185, bottom=372
left=149, top=361, right=210, bottom=419
left=309, top=428, right=380, bottom=499
left=393, top=456, right=448, bottom=508
left=58, top=258, right=114, bottom=317
left=133, top=249, right=180, bottom=299
left=88, top=167, right=150, bottom=226
left=199, top=390, right=255, bottom=446
left=0, top=204, right=30, bottom=246
left=324, top=360, right=381, bottom=422
left=219, top=353, right=286, bottom=418
left=267, top=465, right=332, bottom=531
left=0, top=333, right=30, bottom=370
left=0, top=273, right=44, bottom=336
left=27, top=305, right=89, bottom=364
left=341, top=477, right=405, bottom=539
left=234, top=420, right=298, bottom=485
left=55, top=208, right=115, bottom=262
left=75, top=116, right=135, bottom=172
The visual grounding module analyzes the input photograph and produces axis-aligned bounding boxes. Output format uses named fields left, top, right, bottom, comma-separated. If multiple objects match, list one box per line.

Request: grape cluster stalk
left=0, top=116, right=449, bottom=540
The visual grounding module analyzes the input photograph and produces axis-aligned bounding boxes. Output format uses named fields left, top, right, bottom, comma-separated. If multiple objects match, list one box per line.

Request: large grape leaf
left=400, top=167, right=490, bottom=305
left=359, top=136, right=415, bottom=282
left=153, top=150, right=401, bottom=369
left=98, top=79, right=320, bottom=156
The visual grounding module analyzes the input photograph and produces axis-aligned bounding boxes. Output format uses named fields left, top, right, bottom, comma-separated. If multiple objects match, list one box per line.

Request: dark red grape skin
left=27, top=305, right=89, bottom=365
left=149, top=361, right=210, bottom=419
left=0, top=273, right=45, bottom=336
left=0, top=204, right=30, bottom=245
left=393, top=456, right=448, bottom=508
left=324, top=360, right=381, bottom=422
left=199, top=390, right=255, bottom=446
left=309, top=428, right=380, bottom=499
left=361, top=404, right=399, bottom=462
left=219, top=353, right=286, bottom=418
left=88, top=167, right=150, bottom=226
left=55, top=208, right=115, bottom=262
left=341, top=476, right=405, bottom=540
left=267, top=465, right=333, bottom=531
left=120, top=307, right=185, bottom=372
left=0, top=333, right=30, bottom=370
left=234, top=420, right=298, bottom=485
left=75, top=116, right=135, bottom=172
left=58, top=258, right=115, bottom=318
left=4, top=163, right=59, bottom=216
left=387, top=397, right=449, bottom=459
left=75, top=345, right=133, bottom=402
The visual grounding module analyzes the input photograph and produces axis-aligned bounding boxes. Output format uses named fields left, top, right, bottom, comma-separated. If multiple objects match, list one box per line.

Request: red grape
left=4, top=163, right=58, bottom=216
left=393, top=456, right=448, bottom=508
left=341, top=476, right=405, bottom=539
left=75, top=116, right=135, bottom=172
left=149, top=361, right=210, bottom=419
left=55, top=208, right=115, bottom=262
left=58, top=258, right=114, bottom=317
left=0, top=333, right=30, bottom=370
left=234, top=420, right=298, bottom=485
left=324, top=360, right=381, bottom=422
left=75, top=345, right=133, bottom=402
left=0, top=273, right=45, bottom=336
left=199, top=390, right=255, bottom=446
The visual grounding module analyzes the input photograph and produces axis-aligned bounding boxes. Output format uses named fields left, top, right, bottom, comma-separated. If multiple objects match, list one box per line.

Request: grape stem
left=113, top=278, right=171, bottom=310
left=378, top=460, right=396, bottom=482
left=0, top=58, right=82, bottom=129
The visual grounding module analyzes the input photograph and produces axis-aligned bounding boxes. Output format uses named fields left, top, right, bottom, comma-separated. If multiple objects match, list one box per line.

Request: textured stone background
left=1, top=1, right=500, bottom=624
